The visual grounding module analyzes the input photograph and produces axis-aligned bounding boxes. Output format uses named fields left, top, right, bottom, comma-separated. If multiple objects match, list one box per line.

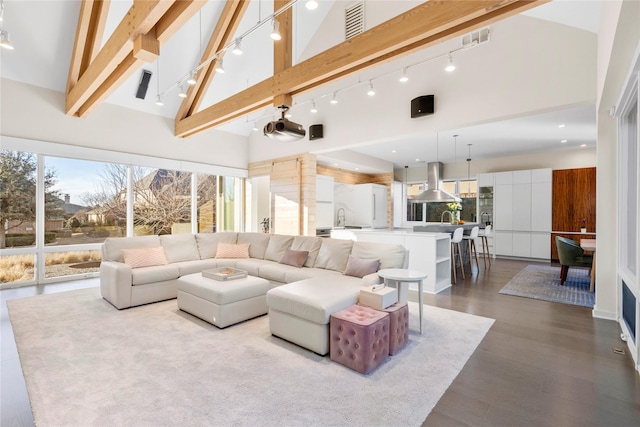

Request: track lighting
left=155, top=94, right=164, bottom=106
left=399, top=67, right=409, bottom=83
left=330, top=92, right=338, bottom=104
left=232, top=38, right=243, bottom=55
left=445, top=53, right=456, bottom=72
left=252, top=122, right=259, bottom=132
left=310, top=101, right=317, bottom=113
left=367, top=80, right=375, bottom=96
left=305, top=1, right=318, bottom=10
left=0, top=29, right=12, bottom=50
left=178, top=84, right=187, bottom=98
left=186, top=71, right=196, bottom=85
left=270, top=19, right=281, bottom=41
left=215, top=58, right=225, bottom=73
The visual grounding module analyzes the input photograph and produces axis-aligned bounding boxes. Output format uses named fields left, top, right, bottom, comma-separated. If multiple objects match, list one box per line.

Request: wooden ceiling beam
left=175, top=0, right=547, bottom=138
left=175, top=0, right=251, bottom=121
left=66, top=0, right=110, bottom=95
left=66, top=0, right=173, bottom=117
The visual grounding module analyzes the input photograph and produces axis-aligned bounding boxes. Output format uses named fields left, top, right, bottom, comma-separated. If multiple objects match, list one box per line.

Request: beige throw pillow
left=343, top=255, right=380, bottom=278
left=122, top=247, right=168, bottom=269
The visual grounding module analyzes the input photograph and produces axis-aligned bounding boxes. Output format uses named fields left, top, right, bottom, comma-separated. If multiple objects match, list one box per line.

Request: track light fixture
left=215, top=58, right=225, bottom=73
left=305, top=1, right=319, bottom=10
left=270, top=19, right=281, bottom=41
left=155, top=94, right=164, bottom=106
left=252, top=122, right=259, bottom=132
left=367, top=80, right=375, bottom=96
left=0, top=0, right=13, bottom=50
left=310, top=101, right=317, bottom=113
left=186, top=71, right=196, bottom=85
left=399, top=67, right=409, bottom=83
left=445, top=53, right=456, bottom=72
left=330, top=92, right=338, bottom=104
left=178, top=84, right=187, bottom=98
left=232, top=38, right=243, bottom=55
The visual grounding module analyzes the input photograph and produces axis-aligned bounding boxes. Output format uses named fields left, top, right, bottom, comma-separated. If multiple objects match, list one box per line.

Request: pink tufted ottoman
left=379, top=302, right=409, bottom=355
left=329, top=304, right=389, bottom=374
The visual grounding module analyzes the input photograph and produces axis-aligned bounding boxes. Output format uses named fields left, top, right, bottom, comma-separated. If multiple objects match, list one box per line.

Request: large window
left=405, top=180, right=477, bottom=224
left=0, top=138, right=246, bottom=288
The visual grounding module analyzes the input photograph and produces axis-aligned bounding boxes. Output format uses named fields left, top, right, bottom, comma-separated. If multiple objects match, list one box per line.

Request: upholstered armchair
left=555, top=236, right=593, bottom=285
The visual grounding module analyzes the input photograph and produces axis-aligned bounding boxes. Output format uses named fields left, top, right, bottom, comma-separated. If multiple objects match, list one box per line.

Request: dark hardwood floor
left=421, top=258, right=640, bottom=427
left=1, top=259, right=639, bottom=426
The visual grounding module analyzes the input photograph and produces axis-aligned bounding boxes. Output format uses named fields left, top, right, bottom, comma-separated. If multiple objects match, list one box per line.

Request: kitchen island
left=330, top=228, right=451, bottom=294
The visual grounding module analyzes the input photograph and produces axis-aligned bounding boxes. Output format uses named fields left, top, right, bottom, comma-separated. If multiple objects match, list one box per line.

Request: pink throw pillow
left=343, top=255, right=380, bottom=278
left=122, top=247, right=168, bottom=269
left=280, top=249, right=309, bottom=268
left=215, top=243, right=250, bottom=259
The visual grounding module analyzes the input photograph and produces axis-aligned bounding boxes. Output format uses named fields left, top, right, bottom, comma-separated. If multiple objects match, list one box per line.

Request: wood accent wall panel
left=551, top=167, right=596, bottom=260
left=552, top=168, right=596, bottom=232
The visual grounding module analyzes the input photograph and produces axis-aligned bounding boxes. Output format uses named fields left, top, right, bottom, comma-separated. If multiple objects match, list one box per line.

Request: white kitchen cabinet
left=512, top=183, right=532, bottom=231
left=477, top=173, right=495, bottom=187
left=530, top=232, right=551, bottom=259
left=492, top=168, right=552, bottom=259
left=494, top=184, right=513, bottom=230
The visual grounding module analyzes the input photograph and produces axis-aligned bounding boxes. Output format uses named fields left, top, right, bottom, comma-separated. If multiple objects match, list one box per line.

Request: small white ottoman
left=177, top=272, right=270, bottom=328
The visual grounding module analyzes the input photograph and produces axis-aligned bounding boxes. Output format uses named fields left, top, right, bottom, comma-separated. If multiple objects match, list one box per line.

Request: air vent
left=345, top=2, right=365, bottom=40
left=462, top=26, right=490, bottom=49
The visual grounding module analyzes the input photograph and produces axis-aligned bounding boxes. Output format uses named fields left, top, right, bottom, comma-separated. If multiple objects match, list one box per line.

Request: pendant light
left=467, top=144, right=472, bottom=197
left=155, top=59, right=164, bottom=106
left=270, top=19, right=281, bottom=41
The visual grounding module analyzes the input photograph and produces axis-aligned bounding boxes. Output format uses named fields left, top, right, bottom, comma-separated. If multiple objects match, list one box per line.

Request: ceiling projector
left=264, top=105, right=306, bottom=141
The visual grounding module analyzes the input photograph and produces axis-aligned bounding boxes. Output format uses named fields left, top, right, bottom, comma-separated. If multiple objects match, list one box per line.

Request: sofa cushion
left=343, top=255, right=380, bottom=278
left=102, top=235, right=161, bottom=262
left=258, top=263, right=305, bottom=283
left=280, top=249, right=309, bottom=268
left=215, top=243, right=250, bottom=259
left=352, top=241, right=406, bottom=269
left=237, top=233, right=271, bottom=259
left=266, top=277, right=362, bottom=324
left=264, top=235, right=294, bottom=262
left=160, top=234, right=200, bottom=263
left=195, top=232, right=238, bottom=259
left=131, top=264, right=180, bottom=285
left=290, top=236, right=322, bottom=267
left=122, top=247, right=168, bottom=268
left=173, top=259, right=219, bottom=277
left=234, top=259, right=271, bottom=277
left=284, top=268, right=313, bottom=284
left=313, top=238, right=353, bottom=272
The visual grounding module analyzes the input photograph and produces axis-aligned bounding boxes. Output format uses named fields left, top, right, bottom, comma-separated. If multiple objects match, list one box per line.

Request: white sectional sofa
left=100, top=232, right=407, bottom=355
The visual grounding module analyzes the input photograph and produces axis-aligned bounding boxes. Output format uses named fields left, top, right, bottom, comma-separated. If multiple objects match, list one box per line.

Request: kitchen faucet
left=336, top=208, right=346, bottom=227
left=441, top=210, right=453, bottom=224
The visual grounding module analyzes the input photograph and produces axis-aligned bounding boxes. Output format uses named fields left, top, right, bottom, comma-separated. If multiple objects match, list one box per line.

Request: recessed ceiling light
left=333, top=163, right=338, bottom=167
left=355, top=168, right=359, bottom=171
left=561, top=139, right=567, bottom=143
left=392, top=150, right=397, bottom=153
left=558, top=124, right=566, bottom=128
left=415, top=158, right=420, bottom=162
left=580, top=144, right=587, bottom=148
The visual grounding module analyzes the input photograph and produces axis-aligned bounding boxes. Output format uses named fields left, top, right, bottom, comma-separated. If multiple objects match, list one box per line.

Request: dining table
left=580, top=238, right=596, bottom=292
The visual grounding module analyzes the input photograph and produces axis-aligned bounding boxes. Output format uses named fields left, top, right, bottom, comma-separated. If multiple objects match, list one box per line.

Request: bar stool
left=450, top=227, right=465, bottom=284
left=462, top=226, right=480, bottom=272
left=478, top=225, right=492, bottom=267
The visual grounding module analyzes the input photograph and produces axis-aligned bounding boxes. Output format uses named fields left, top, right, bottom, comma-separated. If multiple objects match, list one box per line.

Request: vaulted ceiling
left=63, top=0, right=548, bottom=138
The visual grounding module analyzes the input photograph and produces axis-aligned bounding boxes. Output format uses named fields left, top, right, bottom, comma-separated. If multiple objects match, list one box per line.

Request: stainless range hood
left=409, top=162, right=461, bottom=203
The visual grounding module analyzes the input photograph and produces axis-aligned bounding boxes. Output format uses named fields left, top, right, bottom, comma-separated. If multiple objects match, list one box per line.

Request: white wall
left=594, top=0, right=640, bottom=320
left=247, top=14, right=597, bottom=164
left=0, top=79, right=249, bottom=170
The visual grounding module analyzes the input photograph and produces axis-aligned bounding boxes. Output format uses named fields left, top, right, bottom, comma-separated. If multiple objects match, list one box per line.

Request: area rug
left=8, top=288, right=494, bottom=427
left=499, top=264, right=595, bottom=308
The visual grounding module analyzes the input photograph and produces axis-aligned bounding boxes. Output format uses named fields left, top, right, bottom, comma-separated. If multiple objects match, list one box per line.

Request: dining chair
left=450, top=227, right=465, bottom=284
left=555, top=236, right=593, bottom=285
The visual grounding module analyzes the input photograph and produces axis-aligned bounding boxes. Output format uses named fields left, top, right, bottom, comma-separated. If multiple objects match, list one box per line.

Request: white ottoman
left=177, top=272, right=270, bottom=328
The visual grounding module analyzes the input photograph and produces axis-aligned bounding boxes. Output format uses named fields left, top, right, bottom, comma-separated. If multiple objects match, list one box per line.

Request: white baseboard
left=592, top=308, right=617, bottom=320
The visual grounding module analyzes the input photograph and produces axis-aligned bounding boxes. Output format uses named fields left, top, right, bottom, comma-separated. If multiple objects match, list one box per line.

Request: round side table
left=377, top=268, right=427, bottom=334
